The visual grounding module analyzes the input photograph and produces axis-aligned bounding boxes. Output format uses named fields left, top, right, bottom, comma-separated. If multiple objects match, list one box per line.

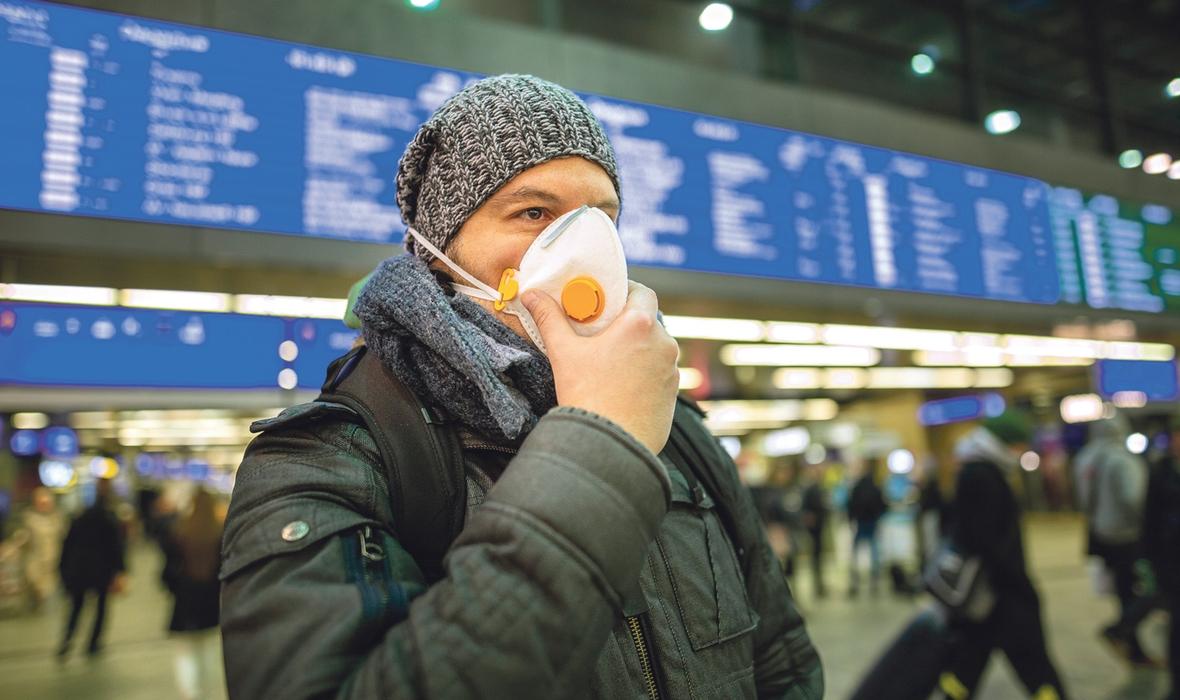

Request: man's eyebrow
left=488, top=186, right=563, bottom=208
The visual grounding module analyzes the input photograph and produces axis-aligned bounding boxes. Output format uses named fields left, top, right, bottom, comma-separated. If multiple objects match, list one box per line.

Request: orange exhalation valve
left=561, top=277, right=605, bottom=322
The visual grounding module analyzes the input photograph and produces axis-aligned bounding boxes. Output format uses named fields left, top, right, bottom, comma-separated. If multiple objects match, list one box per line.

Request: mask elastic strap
left=405, top=227, right=502, bottom=302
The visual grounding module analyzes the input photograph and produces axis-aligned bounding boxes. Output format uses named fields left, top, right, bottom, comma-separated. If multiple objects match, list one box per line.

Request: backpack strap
left=317, top=346, right=466, bottom=582
left=664, top=396, right=754, bottom=576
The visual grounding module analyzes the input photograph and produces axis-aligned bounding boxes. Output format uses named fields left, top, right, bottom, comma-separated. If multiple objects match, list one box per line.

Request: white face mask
left=407, top=205, right=629, bottom=354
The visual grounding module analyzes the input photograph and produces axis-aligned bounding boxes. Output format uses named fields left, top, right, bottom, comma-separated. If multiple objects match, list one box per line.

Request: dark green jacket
left=220, top=402, right=822, bottom=698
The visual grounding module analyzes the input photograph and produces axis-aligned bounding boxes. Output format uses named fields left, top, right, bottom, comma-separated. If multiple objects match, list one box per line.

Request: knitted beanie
left=396, top=74, right=620, bottom=261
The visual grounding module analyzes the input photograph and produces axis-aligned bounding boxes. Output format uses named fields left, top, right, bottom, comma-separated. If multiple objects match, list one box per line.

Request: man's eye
left=520, top=207, right=546, bottom=222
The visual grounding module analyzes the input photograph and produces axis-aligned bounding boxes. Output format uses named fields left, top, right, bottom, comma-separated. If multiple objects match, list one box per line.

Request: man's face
left=439, top=156, right=620, bottom=343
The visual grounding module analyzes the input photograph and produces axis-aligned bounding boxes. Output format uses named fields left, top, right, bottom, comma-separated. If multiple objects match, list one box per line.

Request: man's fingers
left=521, top=289, right=575, bottom=346
left=624, top=281, right=660, bottom=318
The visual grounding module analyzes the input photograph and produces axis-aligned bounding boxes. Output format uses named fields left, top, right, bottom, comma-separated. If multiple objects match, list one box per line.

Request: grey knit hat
left=396, top=74, right=620, bottom=260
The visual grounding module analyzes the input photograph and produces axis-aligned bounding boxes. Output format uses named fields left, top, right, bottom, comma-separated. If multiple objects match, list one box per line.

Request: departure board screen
left=1, top=0, right=1060, bottom=304
left=0, top=302, right=286, bottom=388
left=0, top=300, right=359, bottom=389
left=1050, top=187, right=1180, bottom=313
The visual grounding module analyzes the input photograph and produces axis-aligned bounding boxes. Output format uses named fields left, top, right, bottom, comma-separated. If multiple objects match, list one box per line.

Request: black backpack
left=316, top=345, right=758, bottom=583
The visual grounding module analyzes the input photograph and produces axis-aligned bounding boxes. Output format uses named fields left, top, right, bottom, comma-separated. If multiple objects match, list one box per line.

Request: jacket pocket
left=656, top=484, right=757, bottom=651
left=220, top=496, right=376, bottom=581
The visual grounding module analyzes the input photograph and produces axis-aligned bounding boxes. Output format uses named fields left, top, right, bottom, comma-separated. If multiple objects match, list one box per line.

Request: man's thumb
left=521, top=290, right=574, bottom=344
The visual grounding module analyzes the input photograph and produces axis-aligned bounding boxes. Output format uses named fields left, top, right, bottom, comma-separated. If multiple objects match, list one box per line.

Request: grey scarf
left=353, top=254, right=557, bottom=444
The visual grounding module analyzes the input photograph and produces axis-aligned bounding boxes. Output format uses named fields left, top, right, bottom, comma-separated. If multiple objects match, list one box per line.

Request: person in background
left=1144, top=418, right=1180, bottom=700
left=801, top=464, right=829, bottom=598
left=847, top=458, right=887, bottom=597
left=22, top=487, right=65, bottom=611
left=938, top=411, right=1068, bottom=700
left=57, top=478, right=126, bottom=660
left=1073, top=412, right=1153, bottom=666
left=163, top=488, right=224, bottom=700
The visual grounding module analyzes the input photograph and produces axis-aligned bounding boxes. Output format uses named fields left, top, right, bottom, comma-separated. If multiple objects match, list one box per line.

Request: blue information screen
left=0, top=0, right=1062, bottom=304
left=0, top=301, right=359, bottom=388
left=0, top=302, right=287, bottom=388
left=1094, top=359, right=1179, bottom=402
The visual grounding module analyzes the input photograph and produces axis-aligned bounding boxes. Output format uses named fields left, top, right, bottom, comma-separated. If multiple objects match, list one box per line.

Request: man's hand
left=522, top=281, right=679, bottom=455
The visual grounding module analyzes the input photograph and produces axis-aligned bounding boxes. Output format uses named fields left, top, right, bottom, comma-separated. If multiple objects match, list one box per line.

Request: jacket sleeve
left=219, top=407, right=670, bottom=699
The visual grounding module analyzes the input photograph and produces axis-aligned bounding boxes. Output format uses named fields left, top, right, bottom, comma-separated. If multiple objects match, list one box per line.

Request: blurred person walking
left=801, top=464, right=829, bottom=598
left=162, top=488, right=224, bottom=700
left=1144, top=419, right=1180, bottom=700
left=21, top=486, right=65, bottom=610
left=937, top=412, right=1068, bottom=699
left=847, top=459, right=887, bottom=597
left=57, top=478, right=126, bottom=659
left=1073, top=413, right=1153, bottom=665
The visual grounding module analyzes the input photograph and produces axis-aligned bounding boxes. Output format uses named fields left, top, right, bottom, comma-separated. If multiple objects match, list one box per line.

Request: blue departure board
left=1094, top=359, right=1179, bottom=402
left=287, top=317, right=360, bottom=389
left=0, top=0, right=1060, bottom=304
left=0, top=302, right=287, bottom=388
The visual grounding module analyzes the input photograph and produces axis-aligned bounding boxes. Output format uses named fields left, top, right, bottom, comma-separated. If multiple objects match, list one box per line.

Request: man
left=1144, top=419, right=1180, bottom=700
left=937, top=412, right=1068, bottom=700
left=22, top=486, right=65, bottom=611
left=219, top=74, right=822, bottom=698
left=847, top=459, right=886, bottom=598
left=1073, top=413, right=1152, bottom=665
left=800, top=464, right=828, bottom=598
left=58, top=478, right=126, bottom=659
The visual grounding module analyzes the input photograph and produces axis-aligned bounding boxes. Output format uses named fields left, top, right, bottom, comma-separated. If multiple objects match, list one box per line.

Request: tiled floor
left=0, top=514, right=1171, bottom=699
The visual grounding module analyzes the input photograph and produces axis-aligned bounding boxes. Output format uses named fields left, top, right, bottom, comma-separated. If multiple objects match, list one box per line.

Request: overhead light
left=1166, top=78, right=1180, bottom=99
left=887, top=448, right=915, bottom=474
left=1143, top=153, right=1173, bottom=175
left=1112, top=391, right=1148, bottom=408
left=1060, top=393, right=1105, bottom=423
left=1102, top=341, right=1175, bottom=361
left=679, top=367, right=704, bottom=391
left=1004, top=355, right=1094, bottom=367
left=718, top=436, right=742, bottom=459
left=960, top=332, right=1001, bottom=349
left=914, top=349, right=1005, bottom=367
left=12, top=412, right=51, bottom=429
left=663, top=315, right=764, bottom=341
left=1119, top=149, right=1144, bottom=169
left=765, top=321, right=822, bottom=344
left=802, top=398, right=839, bottom=420
left=867, top=367, right=975, bottom=389
left=826, top=368, right=869, bottom=389
left=804, top=443, right=827, bottom=465
left=984, top=109, right=1021, bottom=135
left=824, top=324, right=959, bottom=351
left=1019, top=451, right=1040, bottom=472
left=973, top=368, right=1014, bottom=388
left=1003, top=334, right=1103, bottom=359
left=763, top=427, right=810, bottom=457
left=406, top=0, right=439, bottom=9
left=721, top=344, right=880, bottom=366
left=699, top=2, right=734, bottom=31
left=1126, top=432, right=1149, bottom=454
left=121, top=289, right=231, bottom=313
left=1169, top=162, right=1180, bottom=181
left=0, top=283, right=117, bottom=306
left=910, top=53, right=935, bottom=76
left=698, top=399, right=836, bottom=431
left=773, top=368, right=823, bottom=390
left=234, top=294, right=347, bottom=319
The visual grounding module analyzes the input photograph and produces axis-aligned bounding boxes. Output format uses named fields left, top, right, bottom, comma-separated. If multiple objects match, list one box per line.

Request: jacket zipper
left=358, top=526, right=391, bottom=615
left=626, top=615, right=660, bottom=700
left=462, top=441, right=518, bottom=456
